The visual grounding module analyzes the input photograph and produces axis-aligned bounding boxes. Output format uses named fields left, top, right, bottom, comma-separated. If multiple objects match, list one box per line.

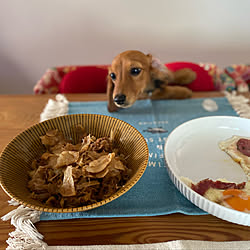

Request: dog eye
left=130, top=68, right=141, bottom=76
left=110, top=73, right=116, bottom=80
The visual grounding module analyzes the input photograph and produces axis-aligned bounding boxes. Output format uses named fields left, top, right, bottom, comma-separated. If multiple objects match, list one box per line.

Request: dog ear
left=146, top=53, right=153, bottom=63
left=107, top=75, right=119, bottom=112
left=148, top=55, right=174, bottom=86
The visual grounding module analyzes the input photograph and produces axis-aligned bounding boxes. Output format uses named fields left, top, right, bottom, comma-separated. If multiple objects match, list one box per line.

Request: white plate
left=164, top=116, right=250, bottom=226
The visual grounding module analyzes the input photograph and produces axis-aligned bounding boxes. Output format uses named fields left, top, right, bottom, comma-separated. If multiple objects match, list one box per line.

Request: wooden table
left=0, top=92, right=249, bottom=248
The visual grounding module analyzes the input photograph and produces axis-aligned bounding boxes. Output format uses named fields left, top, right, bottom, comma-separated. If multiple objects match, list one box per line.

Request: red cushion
left=59, top=66, right=108, bottom=93
left=58, top=62, right=214, bottom=94
left=166, top=62, right=215, bottom=91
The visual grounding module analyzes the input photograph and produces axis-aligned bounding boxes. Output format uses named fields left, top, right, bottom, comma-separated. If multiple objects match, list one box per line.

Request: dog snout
left=114, top=94, right=126, bottom=105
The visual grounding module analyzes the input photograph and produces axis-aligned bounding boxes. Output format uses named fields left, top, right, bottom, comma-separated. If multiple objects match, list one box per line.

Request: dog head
left=107, top=50, right=170, bottom=112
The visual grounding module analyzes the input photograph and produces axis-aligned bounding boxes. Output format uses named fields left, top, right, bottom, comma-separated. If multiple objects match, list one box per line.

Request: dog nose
left=114, top=94, right=126, bottom=105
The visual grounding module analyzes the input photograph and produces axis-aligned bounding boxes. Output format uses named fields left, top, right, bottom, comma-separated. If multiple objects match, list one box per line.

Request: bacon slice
left=191, top=178, right=246, bottom=196
left=237, top=138, right=250, bottom=157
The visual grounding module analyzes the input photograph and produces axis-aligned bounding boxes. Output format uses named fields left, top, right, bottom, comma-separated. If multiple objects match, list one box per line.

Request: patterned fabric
left=199, top=63, right=250, bottom=92
left=33, top=63, right=250, bottom=94
left=225, top=64, right=250, bottom=92
left=34, top=66, right=77, bottom=94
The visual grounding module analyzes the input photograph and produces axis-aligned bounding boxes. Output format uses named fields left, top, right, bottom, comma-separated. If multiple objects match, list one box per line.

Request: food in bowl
left=0, top=114, right=148, bottom=213
left=28, top=126, right=130, bottom=208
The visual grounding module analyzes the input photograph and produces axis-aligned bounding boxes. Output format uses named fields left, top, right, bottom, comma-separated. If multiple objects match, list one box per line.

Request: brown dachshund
left=107, top=50, right=196, bottom=112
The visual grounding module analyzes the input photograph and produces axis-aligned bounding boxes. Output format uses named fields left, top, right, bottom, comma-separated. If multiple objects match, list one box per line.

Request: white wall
left=1, top=0, right=250, bottom=94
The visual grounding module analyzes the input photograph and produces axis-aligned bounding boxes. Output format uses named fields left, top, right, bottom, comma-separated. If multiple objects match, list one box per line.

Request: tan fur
left=107, top=50, right=196, bottom=112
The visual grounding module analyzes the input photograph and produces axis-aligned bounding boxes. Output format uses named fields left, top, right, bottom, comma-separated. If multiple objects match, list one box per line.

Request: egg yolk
left=223, top=189, right=250, bottom=212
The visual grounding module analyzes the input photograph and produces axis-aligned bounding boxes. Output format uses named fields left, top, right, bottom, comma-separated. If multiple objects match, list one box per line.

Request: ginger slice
left=60, top=165, right=76, bottom=197
left=86, top=153, right=115, bottom=173
left=56, top=151, right=79, bottom=168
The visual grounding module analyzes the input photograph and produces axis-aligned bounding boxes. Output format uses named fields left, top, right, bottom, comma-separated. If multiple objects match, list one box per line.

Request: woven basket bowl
left=0, top=114, right=149, bottom=213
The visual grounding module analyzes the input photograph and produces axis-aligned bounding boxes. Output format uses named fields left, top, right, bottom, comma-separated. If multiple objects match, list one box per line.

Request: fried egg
left=222, top=183, right=250, bottom=213
left=219, top=135, right=250, bottom=180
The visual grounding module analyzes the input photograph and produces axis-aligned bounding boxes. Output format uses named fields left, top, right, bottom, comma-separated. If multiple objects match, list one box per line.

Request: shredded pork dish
left=27, top=126, right=130, bottom=208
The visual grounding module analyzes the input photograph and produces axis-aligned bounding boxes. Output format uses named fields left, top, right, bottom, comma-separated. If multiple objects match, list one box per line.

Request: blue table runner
left=40, top=97, right=237, bottom=220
